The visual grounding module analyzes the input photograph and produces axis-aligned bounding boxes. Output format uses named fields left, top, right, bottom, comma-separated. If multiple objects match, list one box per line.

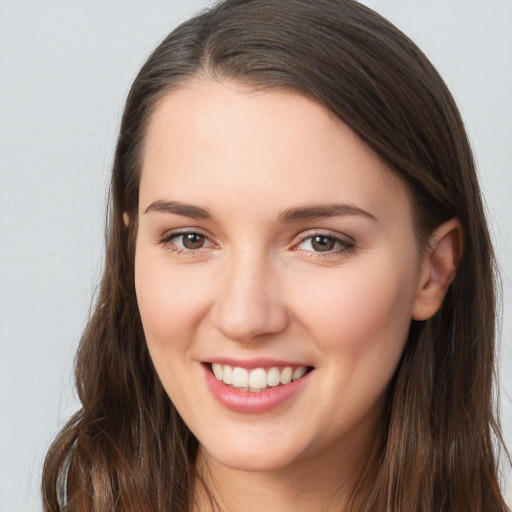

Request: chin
left=198, top=432, right=310, bottom=473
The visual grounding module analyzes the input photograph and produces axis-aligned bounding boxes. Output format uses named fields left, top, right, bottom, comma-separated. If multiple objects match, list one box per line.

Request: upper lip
left=204, top=357, right=312, bottom=369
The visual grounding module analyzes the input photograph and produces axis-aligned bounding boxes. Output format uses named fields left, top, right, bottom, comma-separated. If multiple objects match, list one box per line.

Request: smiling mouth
left=208, top=363, right=313, bottom=392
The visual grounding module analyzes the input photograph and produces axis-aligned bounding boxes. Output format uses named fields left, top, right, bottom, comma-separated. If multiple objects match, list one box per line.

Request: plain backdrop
left=1, top=1, right=511, bottom=510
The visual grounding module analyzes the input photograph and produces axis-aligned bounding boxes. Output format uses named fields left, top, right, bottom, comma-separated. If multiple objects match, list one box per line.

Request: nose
left=209, top=252, right=289, bottom=343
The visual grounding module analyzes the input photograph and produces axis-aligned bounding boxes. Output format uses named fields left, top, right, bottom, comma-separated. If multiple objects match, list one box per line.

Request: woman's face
left=135, top=80, right=427, bottom=474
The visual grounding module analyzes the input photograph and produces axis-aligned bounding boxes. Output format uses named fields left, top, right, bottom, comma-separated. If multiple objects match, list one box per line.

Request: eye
left=178, top=233, right=208, bottom=250
left=296, top=233, right=354, bottom=254
left=159, top=231, right=215, bottom=252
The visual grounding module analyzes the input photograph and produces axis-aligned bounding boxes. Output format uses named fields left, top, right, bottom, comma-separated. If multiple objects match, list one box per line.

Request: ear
left=412, top=218, right=463, bottom=321
left=123, top=212, right=130, bottom=227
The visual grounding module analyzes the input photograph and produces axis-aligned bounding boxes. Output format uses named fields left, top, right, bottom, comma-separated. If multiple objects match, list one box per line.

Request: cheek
left=295, top=256, right=418, bottom=364
left=134, top=251, right=214, bottom=406
left=291, top=258, right=419, bottom=435
left=134, top=251, right=211, bottom=352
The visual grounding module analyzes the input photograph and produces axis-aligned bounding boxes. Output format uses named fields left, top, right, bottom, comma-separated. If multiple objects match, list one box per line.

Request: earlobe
left=123, top=212, right=130, bottom=227
left=412, top=218, right=463, bottom=321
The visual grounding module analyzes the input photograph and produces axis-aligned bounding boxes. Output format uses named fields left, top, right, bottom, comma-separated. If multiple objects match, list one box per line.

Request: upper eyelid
left=156, top=229, right=215, bottom=250
left=295, top=229, right=355, bottom=243
left=159, top=227, right=213, bottom=240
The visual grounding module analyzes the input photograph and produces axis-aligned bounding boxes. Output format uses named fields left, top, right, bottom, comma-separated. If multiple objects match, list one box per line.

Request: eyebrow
left=278, top=203, right=377, bottom=223
left=144, top=200, right=211, bottom=219
left=143, top=200, right=377, bottom=223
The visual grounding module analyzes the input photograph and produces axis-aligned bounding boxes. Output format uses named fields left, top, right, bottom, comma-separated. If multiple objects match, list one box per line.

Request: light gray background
left=1, top=1, right=511, bottom=510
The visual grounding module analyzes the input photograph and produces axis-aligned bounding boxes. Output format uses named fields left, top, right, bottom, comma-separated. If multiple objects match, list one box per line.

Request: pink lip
left=202, top=363, right=313, bottom=413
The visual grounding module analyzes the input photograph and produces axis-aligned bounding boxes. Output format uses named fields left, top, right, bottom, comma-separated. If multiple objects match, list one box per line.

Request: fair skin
left=133, top=80, right=460, bottom=511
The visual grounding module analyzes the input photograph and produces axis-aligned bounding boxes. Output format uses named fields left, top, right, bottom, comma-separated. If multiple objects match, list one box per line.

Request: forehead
left=139, top=80, right=412, bottom=225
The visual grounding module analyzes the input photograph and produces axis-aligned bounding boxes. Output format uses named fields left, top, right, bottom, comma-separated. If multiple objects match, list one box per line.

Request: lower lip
left=202, top=364, right=312, bottom=413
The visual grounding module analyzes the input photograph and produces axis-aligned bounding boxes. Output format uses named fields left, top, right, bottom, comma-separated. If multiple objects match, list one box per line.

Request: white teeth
left=292, top=367, right=307, bottom=381
left=280, top=367, right=293, bottom=385
left=211, top=364, right=309, bottom=390
left=232, top=367, right=249, bottom=388
left=249, top=368, right=267, bottom=390
left=212, top=363, right=223, bottom=380
left=267, top=367, right=281, bottom=387
left=223, top=364, right=233, bottom=384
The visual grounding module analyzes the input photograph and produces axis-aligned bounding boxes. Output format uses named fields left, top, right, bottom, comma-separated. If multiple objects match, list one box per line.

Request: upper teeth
left=211, top=364, right=308, bottom=391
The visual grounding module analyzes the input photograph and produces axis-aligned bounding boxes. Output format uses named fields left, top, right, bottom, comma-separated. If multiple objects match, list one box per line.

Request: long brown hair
left=42, top=1, right=509, bottom=510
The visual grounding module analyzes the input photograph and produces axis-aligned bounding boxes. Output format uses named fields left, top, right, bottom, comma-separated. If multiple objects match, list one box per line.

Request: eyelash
left=158, top=230, right=215, bottom=255
left=157, top=230, right=355, bottom=257
left=294, top=231, right=355, bottom=257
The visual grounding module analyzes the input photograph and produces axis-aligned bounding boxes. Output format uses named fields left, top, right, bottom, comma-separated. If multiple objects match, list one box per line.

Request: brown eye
left=182, top=233, right=206, bottom=249
left=159, top=231, right=215, bottom=253
left=296, top=233, right=354, bottom=255
left=311, top=236, right=335, bottom=252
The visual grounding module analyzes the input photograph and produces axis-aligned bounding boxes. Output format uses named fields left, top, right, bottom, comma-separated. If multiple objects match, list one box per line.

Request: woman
left=42, top=0, right=509, bottom=510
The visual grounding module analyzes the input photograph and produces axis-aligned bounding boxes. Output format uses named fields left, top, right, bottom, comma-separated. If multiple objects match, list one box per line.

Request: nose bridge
left=211, top=246, right=288, bottom=342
